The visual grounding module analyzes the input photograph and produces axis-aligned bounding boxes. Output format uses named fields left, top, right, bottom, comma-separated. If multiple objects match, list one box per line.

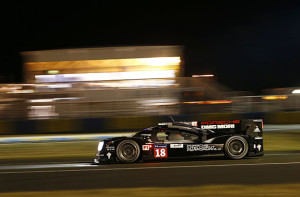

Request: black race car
left=94, top=119, right=263, bottom=164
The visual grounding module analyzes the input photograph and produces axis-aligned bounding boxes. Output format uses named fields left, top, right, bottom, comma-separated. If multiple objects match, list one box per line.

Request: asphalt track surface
left=1, top=151, right=300, bottom=193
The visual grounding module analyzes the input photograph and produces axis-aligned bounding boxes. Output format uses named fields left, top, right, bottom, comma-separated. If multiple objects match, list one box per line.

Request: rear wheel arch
left=224, top=135, right=249, bottom=160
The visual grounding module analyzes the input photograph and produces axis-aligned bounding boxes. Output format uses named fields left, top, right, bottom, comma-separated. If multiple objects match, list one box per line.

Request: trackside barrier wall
left=263, top=112, right=300, bottom=124
left=0, top=112, right=299, bottom=135
left=36, top=119, right=83, bottom=133
left=0, top=120, right=14, bottom=135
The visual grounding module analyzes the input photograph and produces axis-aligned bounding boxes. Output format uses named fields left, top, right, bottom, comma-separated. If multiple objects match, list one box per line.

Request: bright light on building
left=262, top=95, right=288, bottom=100
left=47, top=70, right=59, bottom=75
left=292, top=89, right=300, bottom=94
left=85, top=79, right=177, bottom=88
left=142, top=57, right=181, bottom=66
left=35, top=70, right=177, bottom=83
left=29, top=99, right=54, bottom=103
left=47, top=84, right=72, bottom=89
left=183, top=100, right=232, bottom=104
left=192, top=74, right=214, bottom=78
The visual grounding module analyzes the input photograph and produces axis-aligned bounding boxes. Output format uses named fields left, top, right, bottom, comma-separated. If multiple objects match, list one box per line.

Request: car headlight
left=97, top=141, right=104, bottom=152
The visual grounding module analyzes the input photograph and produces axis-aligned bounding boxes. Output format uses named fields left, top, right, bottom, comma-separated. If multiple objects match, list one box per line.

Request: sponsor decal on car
left=106, top=145, right=115, bottom=151
left=142, top=145, right=151, bottom=151
left=254, top=126, right=261, bottom=132
left=154, top=144, right=167, bottom=148
left=187, top=144, right=222, bottom=152
left=170, top=144, right=184, bottom=148
left=257, top=144, right=262, bottom=151
left=107, top=152, right=112, bottom=159
left=201, top=124, right=235, bottom=129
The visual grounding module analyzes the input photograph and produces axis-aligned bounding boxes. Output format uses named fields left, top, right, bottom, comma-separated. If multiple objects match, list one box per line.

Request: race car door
left=155, top=129, right=200, bottom=158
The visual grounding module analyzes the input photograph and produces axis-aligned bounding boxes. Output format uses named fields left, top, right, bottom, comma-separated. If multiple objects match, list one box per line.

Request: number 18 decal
left=154, top=145, right=168, bottom=158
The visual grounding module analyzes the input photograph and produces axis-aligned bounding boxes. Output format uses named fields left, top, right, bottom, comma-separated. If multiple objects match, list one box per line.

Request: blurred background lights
left=35, top=70, right=177, bottom=83
left=292, top=89, right=300, bottom=94
left=262, top=95, right=288, bottom=100
left=142, top=57, right=181, bottom=66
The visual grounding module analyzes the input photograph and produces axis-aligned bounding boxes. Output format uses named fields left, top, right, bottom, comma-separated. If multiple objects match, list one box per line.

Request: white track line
left=0, top=163, right=92, bottom=170
left=265, top=153, right=300, bottom=156
left=1, top=161, right=300, bottom=174
left=0, top=132, right=134, bottom=143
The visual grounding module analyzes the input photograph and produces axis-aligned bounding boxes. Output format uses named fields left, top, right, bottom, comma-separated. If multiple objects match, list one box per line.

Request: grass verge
left=0, top=141, right=97, bottom=160
left=1, top=184, right=300, bottom=197
left=264, top=130, right=300, bottom=151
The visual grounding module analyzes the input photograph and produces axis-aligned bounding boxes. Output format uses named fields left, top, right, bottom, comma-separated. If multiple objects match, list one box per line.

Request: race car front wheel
left=116, top=140, right=141, bottom=163
left=224, top=136, right=248, bottom=160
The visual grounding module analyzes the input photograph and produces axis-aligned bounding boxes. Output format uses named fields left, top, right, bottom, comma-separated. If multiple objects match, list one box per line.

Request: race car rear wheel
left=224, top=136, right=248, bottom=160
left=116, top=140, right=141, bottom=163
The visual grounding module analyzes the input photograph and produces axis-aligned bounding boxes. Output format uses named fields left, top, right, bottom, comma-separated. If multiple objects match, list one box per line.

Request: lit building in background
left=16, top=46, right=185, bottom=118
left=22, top=46, right=183, bottom=88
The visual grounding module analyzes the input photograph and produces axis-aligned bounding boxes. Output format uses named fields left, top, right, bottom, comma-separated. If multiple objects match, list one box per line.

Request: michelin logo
left=201, top=124, right=235, bottom=129
left=170, top=144, right=183, bottom=148
left=187, top=144, right=221, bottom=152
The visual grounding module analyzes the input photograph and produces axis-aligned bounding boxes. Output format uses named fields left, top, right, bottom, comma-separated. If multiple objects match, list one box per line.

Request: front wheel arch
left=116, top=139, right=141, bottom=163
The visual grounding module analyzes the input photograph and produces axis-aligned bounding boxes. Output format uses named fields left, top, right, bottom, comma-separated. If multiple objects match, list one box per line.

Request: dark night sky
left=1, top=1, right=300, bottom=92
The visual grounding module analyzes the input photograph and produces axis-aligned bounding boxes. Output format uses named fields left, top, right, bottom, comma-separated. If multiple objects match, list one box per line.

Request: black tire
left=224, top=136, right=249, bottom=160
left=116, top=140, right=141, bottom=163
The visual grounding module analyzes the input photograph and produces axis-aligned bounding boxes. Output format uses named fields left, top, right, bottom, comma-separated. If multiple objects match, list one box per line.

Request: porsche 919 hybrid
left=94, top=119, right=263, bottom=164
